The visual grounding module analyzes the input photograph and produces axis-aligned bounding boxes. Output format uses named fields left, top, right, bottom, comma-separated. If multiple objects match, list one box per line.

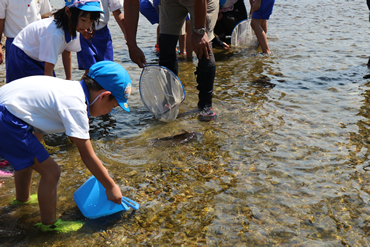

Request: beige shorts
left=158, top=0, right=219, bottom=40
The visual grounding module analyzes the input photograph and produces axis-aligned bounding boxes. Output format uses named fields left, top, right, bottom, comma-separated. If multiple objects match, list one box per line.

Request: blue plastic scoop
left=74, top=176, right=139, bottom=219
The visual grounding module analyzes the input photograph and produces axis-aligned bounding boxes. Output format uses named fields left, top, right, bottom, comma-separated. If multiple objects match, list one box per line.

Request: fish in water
left=150, top=130, right=202, bottom=146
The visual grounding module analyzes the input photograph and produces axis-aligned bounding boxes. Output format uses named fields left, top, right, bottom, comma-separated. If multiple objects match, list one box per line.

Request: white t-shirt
left=12, top=18, right=81, bottom=65
left=0, top=76, right=90, bottom=140
left=95, top=0, right=123, bottom=30
left=0, top=0, right=52, bottom=38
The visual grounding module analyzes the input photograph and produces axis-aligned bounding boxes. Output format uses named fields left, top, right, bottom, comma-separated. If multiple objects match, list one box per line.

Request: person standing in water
left=250, top=0, right=275, bottom=54
left=77, top=0, right=127, bottom=76
left=124, top=0, right=219, bottom=121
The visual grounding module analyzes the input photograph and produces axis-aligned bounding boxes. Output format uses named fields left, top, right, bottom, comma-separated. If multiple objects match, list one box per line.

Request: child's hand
left=106, top=184, right=123, bottom=205
left=218, top=13, right=223, bottom=21
left=222, top=42, right=230, bottom=50
left=82, top=28, right=93, bottom=39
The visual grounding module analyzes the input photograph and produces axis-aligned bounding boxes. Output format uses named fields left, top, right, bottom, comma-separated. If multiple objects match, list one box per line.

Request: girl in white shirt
left=6, top=0, right=103, bottom=83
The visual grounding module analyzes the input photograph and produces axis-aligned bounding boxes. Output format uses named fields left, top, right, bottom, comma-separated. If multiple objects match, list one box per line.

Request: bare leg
left=251, top=18, right=270, bottom=54
left=31, top=156, right=61, bottom=225
left=179, top=34, right=186, bottom=54
left=260, top=19, right=267, bottom=34
left=14, top=168, right=33, bottom=202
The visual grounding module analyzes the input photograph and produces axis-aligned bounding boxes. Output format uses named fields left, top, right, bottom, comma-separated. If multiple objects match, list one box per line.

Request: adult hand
left=127, top=44, right=147, bottom=68
left=192, top=32, right=211, bottom=59
left=106, top=183, right=123, bottom=205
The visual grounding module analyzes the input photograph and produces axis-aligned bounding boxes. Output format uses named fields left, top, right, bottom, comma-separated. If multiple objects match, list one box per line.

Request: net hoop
left=139, top=65, right=186, bottom=122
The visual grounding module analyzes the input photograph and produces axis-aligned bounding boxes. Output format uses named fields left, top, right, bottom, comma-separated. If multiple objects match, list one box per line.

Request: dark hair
left=53, top=7, right=100, bottom=39
left=82, top=75, right=116, bottom=101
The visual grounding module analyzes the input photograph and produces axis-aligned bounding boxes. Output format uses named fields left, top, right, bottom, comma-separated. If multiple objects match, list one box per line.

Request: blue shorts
left=0, top=104, right=50, bottom=171
left=6, top=44, right=55, bottom=83
left=77, top=25, right=114, bottom=70
left=252, top=0, right=275, bottom=20
left=139, top=0, right=160, bottom=24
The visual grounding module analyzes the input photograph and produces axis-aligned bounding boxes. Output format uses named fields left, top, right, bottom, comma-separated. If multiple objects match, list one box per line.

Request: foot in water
left=10, top=194, right=38, bottom=205
left=36, top=219, right=84, bottom=233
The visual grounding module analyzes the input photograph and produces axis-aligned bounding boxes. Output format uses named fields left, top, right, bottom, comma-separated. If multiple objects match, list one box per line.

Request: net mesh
left=139, top=65, right=186, bottom=122
left=231, top=19, right=258, bottom=48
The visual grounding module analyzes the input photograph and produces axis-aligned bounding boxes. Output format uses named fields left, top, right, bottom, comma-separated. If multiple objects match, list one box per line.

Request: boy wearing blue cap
left=0, top=61, right=131, bottom=233
left=5, top=0, right=104, bottom=154
left=6, top=0, right=103, bottom=83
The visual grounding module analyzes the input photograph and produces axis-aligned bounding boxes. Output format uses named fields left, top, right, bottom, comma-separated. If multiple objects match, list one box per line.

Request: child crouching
left=0, top=61, right=131, bottom=233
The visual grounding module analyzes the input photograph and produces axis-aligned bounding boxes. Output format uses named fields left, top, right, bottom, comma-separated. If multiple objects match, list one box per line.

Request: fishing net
left=139, top=65, right=186, bottom=122
left=231, top=19, right=258, bottom=48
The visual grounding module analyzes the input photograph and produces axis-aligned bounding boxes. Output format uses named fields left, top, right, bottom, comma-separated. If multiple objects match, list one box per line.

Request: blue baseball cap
left=65, top=0, right=104, bottom=13
left=88, top=61, right=131, bottom=112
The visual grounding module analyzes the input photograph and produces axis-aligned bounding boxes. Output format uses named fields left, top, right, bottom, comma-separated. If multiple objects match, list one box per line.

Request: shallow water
left=2, top=0, right=370, bottom=245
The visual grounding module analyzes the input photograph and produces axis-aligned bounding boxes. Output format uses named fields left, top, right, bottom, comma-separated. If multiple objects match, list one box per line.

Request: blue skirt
left=252, top=0, right=275, bottom=20
left=6, top=44, right=55, bottom=83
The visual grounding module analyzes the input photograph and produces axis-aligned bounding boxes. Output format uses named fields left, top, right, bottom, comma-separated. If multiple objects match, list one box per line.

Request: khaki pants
left=159, top=0, right=219, bottom=41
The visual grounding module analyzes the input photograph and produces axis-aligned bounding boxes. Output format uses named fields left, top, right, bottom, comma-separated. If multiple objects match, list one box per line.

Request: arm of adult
left=44, top=62, right=55, bottom=77
left=0, top=19, right=4, bottom=64
left=192, top=0, right=211, bottom=59
left=62, top=50, right=72, bottom=80
left=113, top=9, right=127, bottom=40
left=124, top=0, right=146, bottom=68
left=70, top=137, right=123, bottom=204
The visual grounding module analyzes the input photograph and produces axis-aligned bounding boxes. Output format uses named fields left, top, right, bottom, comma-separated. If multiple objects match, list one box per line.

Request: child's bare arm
left=44, top=62, right=55, bottom=77
left=69, top=137, right=122, bottom=204
left=62, top=50, right=72, bottom=80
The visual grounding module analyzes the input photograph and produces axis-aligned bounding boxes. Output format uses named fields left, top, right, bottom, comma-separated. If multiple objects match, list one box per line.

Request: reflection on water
left=2, top=0, right=370, bottom=245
